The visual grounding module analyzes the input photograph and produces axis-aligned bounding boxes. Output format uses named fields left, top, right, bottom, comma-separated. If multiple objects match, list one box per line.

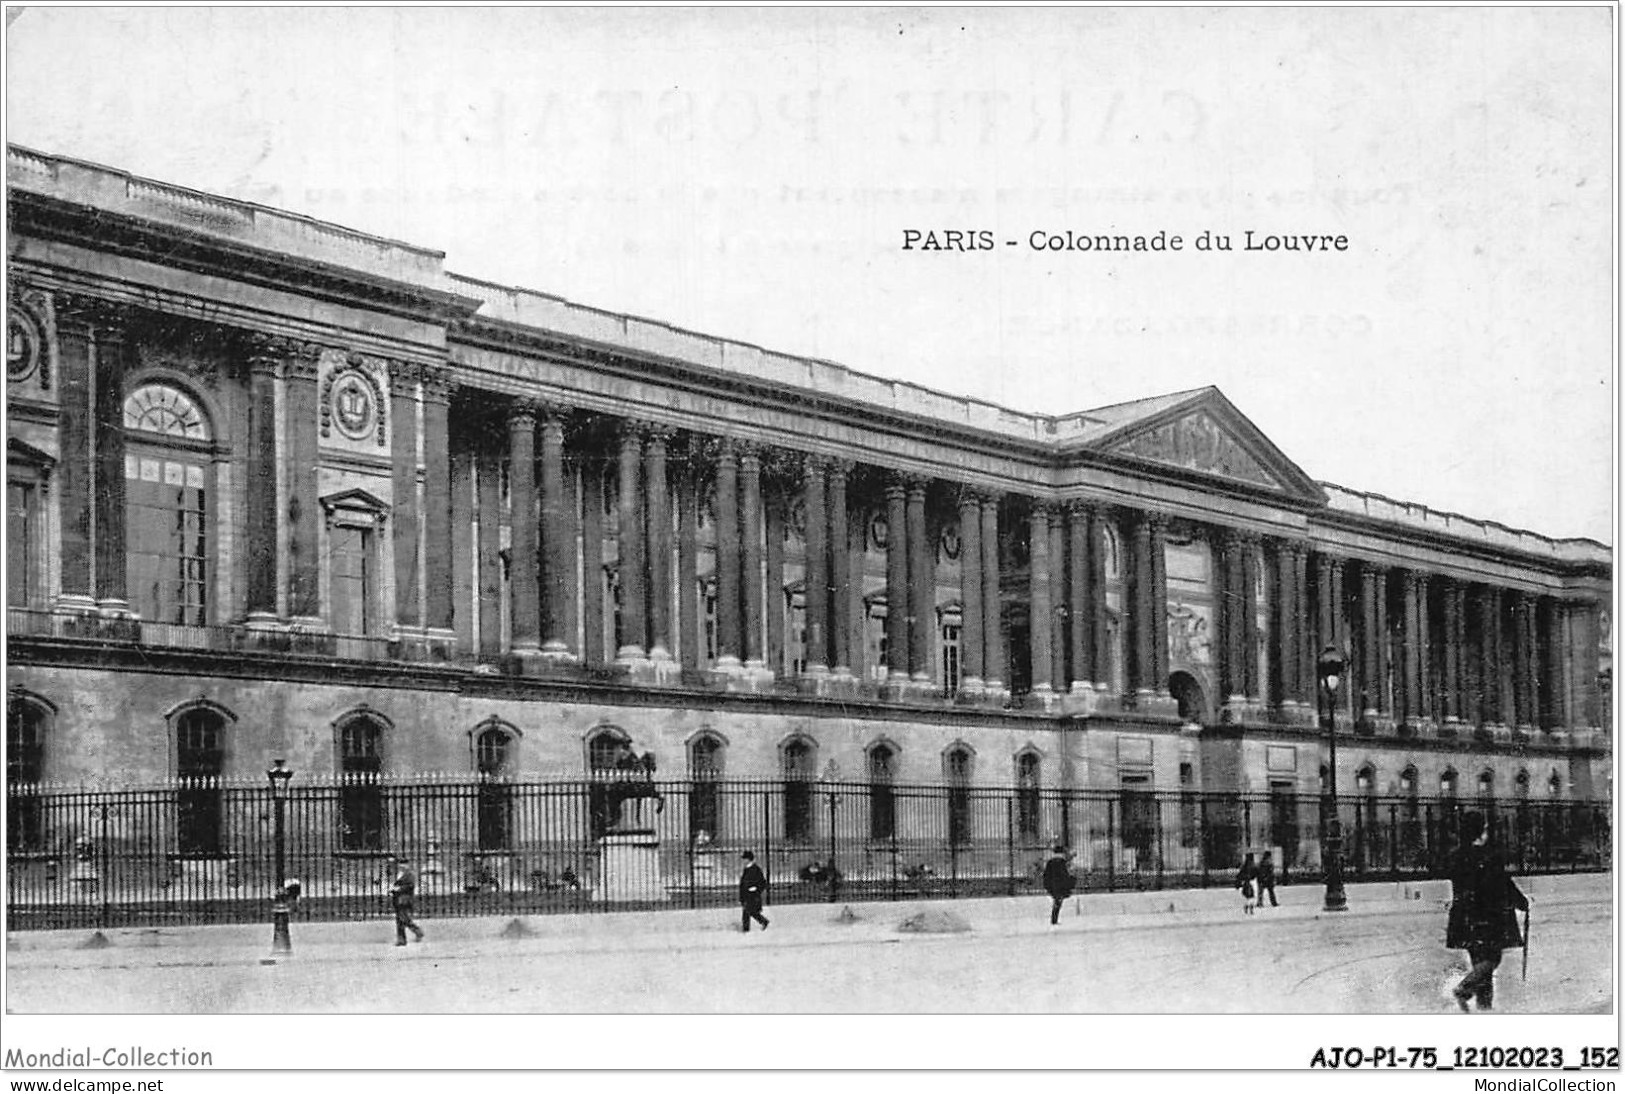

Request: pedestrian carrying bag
left=1241, top=880, right=1254, bottom=899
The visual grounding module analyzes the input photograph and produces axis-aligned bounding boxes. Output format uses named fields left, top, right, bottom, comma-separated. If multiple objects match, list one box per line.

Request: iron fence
left=5, top=777, right=1611, bottom=930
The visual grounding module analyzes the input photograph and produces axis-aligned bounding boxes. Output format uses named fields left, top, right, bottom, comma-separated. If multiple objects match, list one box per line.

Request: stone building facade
left=6, top=146, right=1612, bottom=843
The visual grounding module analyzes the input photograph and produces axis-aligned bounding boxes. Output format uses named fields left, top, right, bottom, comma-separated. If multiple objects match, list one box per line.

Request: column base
left=1126, top=691, right=1180, bottom=718
left=243, top=612, right=285, bottom=632
left=95, top=598, right=133, bottom=618
left=627, top=658, right=683, bottom=686
left=54, top=594, right=98, bottom=614
left=1024, top=684, right=1061, bottom=712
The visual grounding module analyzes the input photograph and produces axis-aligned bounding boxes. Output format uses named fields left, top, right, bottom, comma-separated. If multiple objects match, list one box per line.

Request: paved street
left=5, top=875, right=1611, bottom=1014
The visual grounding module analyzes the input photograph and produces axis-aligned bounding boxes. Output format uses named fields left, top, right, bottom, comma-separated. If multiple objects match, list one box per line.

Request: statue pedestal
left=595, top=831, right=666, bottom=902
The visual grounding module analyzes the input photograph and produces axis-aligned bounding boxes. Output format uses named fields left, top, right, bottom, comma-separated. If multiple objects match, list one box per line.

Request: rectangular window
left=940, top=620, right=962, bottom=695
left=127, top=459, right=207, bottom=625
left=7, top=480, right=35, bottom=609
left=1269, top=780, right=1299, bottom=865
left=787, top=591, right=807, bottom=675
left=330, top=526, right=373, bottom=635
left=1119, top=775, right=1156, bottom=866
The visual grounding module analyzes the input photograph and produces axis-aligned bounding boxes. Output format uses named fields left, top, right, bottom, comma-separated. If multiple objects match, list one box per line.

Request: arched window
left=939, top=605, right=963, bottom=696
left=1477, top=770, right=1495, bottom=802
left=475, top=722, right=516, bottom=852
left=782, top=737, right=817, bottom=843
left=1399, top=766, right=1418, bottom=796
left=1440, top=769, right=1458, bottom=797
left=7, top=693, right=48, bottom=852
left=1355, top=765, right=1375, bottom=794
left=945, top=746, right=973, bottom=846
left=688, top=733, right=724, bottom=840
left=1515, top=770, right=1531, bottom=798
left=336, top=714, right=385, bottom=852
left=1016, top=752, right=1042, bottom=843
left=1548, top=771, right=1564, bottom=798
left=175, top=706, right=226, bottom=856
left=868, top=743, right=896, bottom=841
left=587, top=727, right=630, bottom=839
left=124, top=382, right=213, bottom=626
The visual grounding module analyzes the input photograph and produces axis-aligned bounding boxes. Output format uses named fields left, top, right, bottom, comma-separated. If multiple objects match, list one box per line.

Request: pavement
left=4, top=872, right=1612, bottom=1014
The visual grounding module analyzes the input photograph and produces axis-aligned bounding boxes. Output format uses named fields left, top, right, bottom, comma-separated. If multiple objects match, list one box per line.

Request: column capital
left=1063, top=497, right=1101, bottom=517
left=826, top=457, right=855, bottom=480
left=956, top=485, right=985, bottom=510
left=801, top=452, right=830, bottom=478
left=1030, top=499, right=1055, bottom=521
left=534, top=398, right=573, bottom=425
left=643, top=421, right=676, bottom=444
left=1282, top=539, right=1310, bottom=561
left=52, top=292, right=132, bottom=328
left=384, top=358, right=421, bottom=386
left=506, top=398, right=539, bottom=430
left=736, top=443, right=763, bottom=472
left=421, top=365, right=456, bottom=405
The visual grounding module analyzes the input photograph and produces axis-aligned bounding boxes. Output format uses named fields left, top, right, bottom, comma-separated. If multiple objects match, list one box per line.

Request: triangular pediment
left=1088, top=388, right=1323, bottom=502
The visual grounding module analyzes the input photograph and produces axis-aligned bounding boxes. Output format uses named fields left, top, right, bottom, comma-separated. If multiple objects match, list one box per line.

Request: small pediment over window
left=7, top=437, right=56, bottom=471
left=320, top=488, right=390, bottom=529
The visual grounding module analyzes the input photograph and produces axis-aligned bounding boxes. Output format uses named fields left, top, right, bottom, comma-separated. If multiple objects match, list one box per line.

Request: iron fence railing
left=5, top=778, right=1610, bottom=930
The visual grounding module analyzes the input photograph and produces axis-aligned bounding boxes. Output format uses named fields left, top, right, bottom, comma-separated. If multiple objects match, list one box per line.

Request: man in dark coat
left=390, top=856, right=425, bottom=946
left=1448, top=811, right=1528, bottom=1011
left=739, top=850, right=770, bottom=933
left=1042, top=844, right=1075, bottom=925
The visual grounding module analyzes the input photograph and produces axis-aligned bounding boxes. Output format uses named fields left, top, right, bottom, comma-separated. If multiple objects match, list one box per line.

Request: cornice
left=11, top=189, right=483, bottom=327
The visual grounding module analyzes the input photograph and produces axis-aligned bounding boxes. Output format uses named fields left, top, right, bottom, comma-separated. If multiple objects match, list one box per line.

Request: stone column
left=1049, top=506, right=1067, bottom=692
left=765, top=487, right=785, bottom=672
left=981, top=493, right=1005, bottom=692
left=450, top=443, right=474, bottom=651
left=739, top=444, right=765, bottom=672
left=884, top=478, right=910, bottom=685
left=1360, top=564, right=1382, bottom=721
left=92, top=309, right=129, bottom=615
left=1087, top=506, right=1108, bottom=689
left=616, top=423, right=647, bottom=662
left=1129, top=513, right=1155, bottom=696
left=388, top=361, right=421, bottom=631
left=52, top=298, right=97, bottom=610
left=1220, top=530, right=1246, bottom=703
left=506, top=401, right=541, bottom=655
left=476, top=449, right=503, bottom=655
left=1574, top=599, right=1602, bottom=728
left=643, top=426, right=673, bottom=663
left=802, top=456, right=830, bottom=676
left=1290, top=542, right=1312, bottom=707
left=1473, top=586, right=1496, bottom=727
left=1418, top=574, right=1435, bottom=724
left=283, top=345, right=321, bottom=620
left=1028, top=503, right=1055, bottom=700
left=1399, top=571, right=1422, bottom=728
left=957, top=489, right=984, bottom=692
left=1541, top=598, right=1567, bottom=730
left=712, top=442, right=741, bottom=670
left=676, top=456, right=699, bottom=672
left=1066, top=502, right=1091, bottom=695
left=421, top=367, right=455, bottom=637
left=582, top=454, right=606, bottom=665
left=828, top=460, right=853, bottom=677
left=1513, top=591, right=1536, bottom=730
left=1237, top=532, right=1257, bottom=701
left=1492, top=588, right=1514, bottom=727
left=906, top=477, right=932, bottom=685
left=1441, top=579, right=1462, bottom=726
left=538, top=402, right=574, bottom=657
left=1269, top=541, right=1293, bottom=708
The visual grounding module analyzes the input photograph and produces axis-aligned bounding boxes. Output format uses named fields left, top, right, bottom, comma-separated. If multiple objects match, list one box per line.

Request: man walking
left=1042, top=844, right=1075, bottom=925
left=1448, top=811, right=1527, bottom=1011
left=739, top=850, right=770, bottom=933
left=390, top=855, right=426, bottom=946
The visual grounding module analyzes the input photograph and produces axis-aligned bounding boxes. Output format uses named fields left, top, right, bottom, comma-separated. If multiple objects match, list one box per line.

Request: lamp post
left=1318, top=646, right=1348, bottom=912
left=267, top=758, right=294, bottom=954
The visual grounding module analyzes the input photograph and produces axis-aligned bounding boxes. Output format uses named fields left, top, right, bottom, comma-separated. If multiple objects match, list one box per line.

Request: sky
left=3, top=7, right=1615, bottom=544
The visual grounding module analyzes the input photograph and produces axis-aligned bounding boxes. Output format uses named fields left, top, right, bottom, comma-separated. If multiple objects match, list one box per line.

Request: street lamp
left=267, top=758, right=294, bottom=955
left=1318, top=646, right=1348, bottom=913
